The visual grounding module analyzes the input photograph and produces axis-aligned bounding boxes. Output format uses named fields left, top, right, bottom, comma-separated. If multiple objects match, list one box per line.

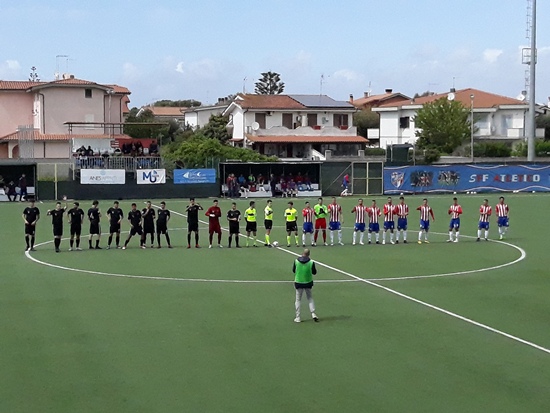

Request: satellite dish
left=516, top=92, right=527, bottom=101
left=251, top=122, right=260, bottom=131
left=447, top=92, right=455, bottom=101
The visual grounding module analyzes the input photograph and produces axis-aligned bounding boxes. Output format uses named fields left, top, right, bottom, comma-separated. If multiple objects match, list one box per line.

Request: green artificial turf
left=1, top=194, right=550, bottom=412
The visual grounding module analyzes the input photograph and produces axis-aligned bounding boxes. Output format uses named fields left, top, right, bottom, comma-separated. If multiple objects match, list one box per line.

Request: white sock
left=449, top=231, right=453, bottom=240
left=390, top=233, right=394, bottom=242
left=330, top=231, right=334, bottom=243
left=383, top=232, right=386, bottom=242
left=338, top=230, right=342, bottom=242
left=353, top=232, right=357, bottom=243
left=456, top=231, right=459, bottom=240
left=396, top=231, right=400, bottom=241
left=404, top=231, right=407, bottom=241
left=360, top=232, right=364, bottom=243
left=368, top=233, right=372, bottom=242
left=302, top=233, right=305, bottom=244
left=375, top=233, right=379, bottom=242
left=424, top=233, right=428, bottom=241
left=477, top=229, right=482, bottom=238
left=310, top=234, right=314, bottom=244
left=418, top=231, right=422, bottom=241
left=485, top=230, right=489, bottom=239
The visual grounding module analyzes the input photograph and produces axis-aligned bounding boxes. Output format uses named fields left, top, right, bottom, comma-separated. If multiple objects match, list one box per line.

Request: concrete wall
left=0, top=91, right=35, bottom=136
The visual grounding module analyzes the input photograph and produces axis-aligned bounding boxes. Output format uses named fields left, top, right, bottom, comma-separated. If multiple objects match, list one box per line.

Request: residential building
left=137, top=105, right=187, bottom=128
left=0, top=76, right=131, bottom=159
left=223, top=94, right=367, bottom=159
left=183, top=98, right=230, bottom=130
left=372, top=88, right=543, bottom=149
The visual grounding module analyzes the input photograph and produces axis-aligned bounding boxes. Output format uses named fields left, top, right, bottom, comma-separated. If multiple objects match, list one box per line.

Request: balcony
left=73, top=155, right=163, bottom=171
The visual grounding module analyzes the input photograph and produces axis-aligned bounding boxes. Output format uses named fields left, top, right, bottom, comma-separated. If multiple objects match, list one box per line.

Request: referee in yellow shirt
left=285, top=201, right=300, bottom=247
left=244, top=201, right=257, bottom=247
left=264, top=199, right=274, bottom=247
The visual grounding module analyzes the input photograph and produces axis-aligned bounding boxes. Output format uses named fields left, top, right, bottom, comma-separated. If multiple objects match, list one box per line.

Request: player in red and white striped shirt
left=495, top=196, right=509, bottom=239
left=367, top=200, right=382, bottom=244
left=352, top=199, right=368, bottom=245
left=477, top=199, right=492, bottom=241
left=395, top=196, right=409, bottom=243
left=382, top=197, right=397, bottom=245
left=447, top=197, right=463, bottom=243
left=328, top=197, right=344, bottom=245
left=416, top=198, right=435, bottom=244
left=302, top=202, right=315, bottom=246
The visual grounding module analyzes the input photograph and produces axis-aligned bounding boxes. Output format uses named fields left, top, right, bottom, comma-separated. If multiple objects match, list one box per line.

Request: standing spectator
left=341, top=173, right=350, bottom=196
left=270, top=174, right=277, bottom=197
left=149, top=140, right=159, bottom=155
left=18, top=173, right=28, bottom=201
left=292, top=248, right=319, bottom=323
left=232, top=174, right=239, bottom=197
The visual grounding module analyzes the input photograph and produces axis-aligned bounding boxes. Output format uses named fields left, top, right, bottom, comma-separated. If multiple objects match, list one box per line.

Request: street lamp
left=470, top=94, right=474, bottom=162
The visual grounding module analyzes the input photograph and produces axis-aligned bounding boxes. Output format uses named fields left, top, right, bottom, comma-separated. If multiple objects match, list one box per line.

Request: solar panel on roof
left=289, top=94, right=354, bottom=108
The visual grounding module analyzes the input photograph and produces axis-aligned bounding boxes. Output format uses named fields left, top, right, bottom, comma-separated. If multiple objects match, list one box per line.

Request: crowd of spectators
left=225, top=172, right=314, bottom=198
left=0, top=173, right=29, bottom=201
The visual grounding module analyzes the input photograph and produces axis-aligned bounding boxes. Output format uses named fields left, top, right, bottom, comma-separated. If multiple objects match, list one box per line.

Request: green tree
left=536, top=113, right=550, bottom=140
left=255, top=71, right=285, bottom=95
left=124, top=108, right=161, bottom=139
left=353, top=109, right=379, bottom=138
left=154, top=99, right=202, bottom=107
left=414, top=98, right=472, bottom=154
left=201, top=114, right=231, bottom=143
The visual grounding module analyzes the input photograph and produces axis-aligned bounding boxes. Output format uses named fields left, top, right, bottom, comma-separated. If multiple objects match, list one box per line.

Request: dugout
left=0, top=161, right=37, bottom=201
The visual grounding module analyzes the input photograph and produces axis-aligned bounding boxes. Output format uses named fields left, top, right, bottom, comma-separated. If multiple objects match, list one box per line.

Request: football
left=272, top=241, right=279, bottom=247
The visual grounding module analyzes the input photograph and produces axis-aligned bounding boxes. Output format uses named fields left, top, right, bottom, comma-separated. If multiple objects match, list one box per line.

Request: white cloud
left=332, top=69, right=361, bottom=82
left=0, top=59, right=22, bottom=78
left=122, top=62, right=141, bottom=82
left=175, top=62, right=184, bottom=74
left=483, top=48, right=503, bottom=63
left=6, top=60, right=21, bottom=70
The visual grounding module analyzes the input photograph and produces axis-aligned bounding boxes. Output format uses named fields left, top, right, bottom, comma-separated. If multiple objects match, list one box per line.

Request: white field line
left=164, top=206, right=550, bottom=355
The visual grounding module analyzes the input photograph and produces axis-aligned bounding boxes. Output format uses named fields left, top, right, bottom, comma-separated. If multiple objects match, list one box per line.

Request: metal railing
left=73, top=156, right=163, bottom=171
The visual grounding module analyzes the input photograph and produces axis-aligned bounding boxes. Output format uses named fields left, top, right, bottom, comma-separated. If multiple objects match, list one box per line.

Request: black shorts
left=70, top=224, right=82, bottom=237
left=109, top=223, right=121, bottom=234
left=53, top=224, right=63, bottom=237
left=89, top=222, right=101, bottom=235
left=188, top=222, right=199, bottom=232
left=246, top=221, right=257, bottom=233
left=229, top=223, right=240, bottom=234
left=264, top=219, right=273, bottom=230
left=286, top=221, right=298, bottom=232
left=156, top=223, right=167, bottom=234
left=144, top=224, right=155, bottom=234
left=295, top=281, right=314, bottom=289
left=130, top=226, right=143, bottom=236
left=25, top=224, right=35, bottom=236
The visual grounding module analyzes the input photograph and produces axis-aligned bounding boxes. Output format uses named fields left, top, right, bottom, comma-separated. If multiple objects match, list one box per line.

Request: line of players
left=22, top=195, right=510, bottom=252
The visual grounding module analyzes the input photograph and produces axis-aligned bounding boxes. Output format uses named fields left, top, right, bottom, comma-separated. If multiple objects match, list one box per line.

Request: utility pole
left=527, top=0, right=537, bottom=161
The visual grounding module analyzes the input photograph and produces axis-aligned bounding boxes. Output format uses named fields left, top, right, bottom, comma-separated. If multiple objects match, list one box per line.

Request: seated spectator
left=149, top=140, right=159, bottom=155
left=7, top=180, right=17, bottom=201
left=304, top=174, right=312, bottom=191
left=295, top=172, right=303, bottom=184
left=280, top=179, right=288, bottom=197
left=238, top=174, right=246, bottom=187
left=287, top=179, right=298, bottom=197
left=257, top=174, right=264, bottom=185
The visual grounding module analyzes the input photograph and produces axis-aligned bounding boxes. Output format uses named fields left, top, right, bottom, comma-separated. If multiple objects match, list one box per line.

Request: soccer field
left=2, top=193, right=550, bottom=412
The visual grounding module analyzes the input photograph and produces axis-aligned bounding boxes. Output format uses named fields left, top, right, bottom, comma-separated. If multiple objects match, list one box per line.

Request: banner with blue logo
left=174, top=169, right=217, bottom=184
left=137, top=169, right=166, bottom=185
left=384, top=164, right=550, bottom=194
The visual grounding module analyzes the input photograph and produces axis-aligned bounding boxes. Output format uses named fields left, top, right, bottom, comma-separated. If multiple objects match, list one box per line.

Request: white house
left=371, top=88, right=544, bottom=149
left=223, top=94, right=367, bottom=159
left=183, top=100, right=230, bottom=130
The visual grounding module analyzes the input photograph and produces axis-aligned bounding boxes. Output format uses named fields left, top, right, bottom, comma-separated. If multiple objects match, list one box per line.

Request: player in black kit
left=227, top=202, right=241, bottom=248
left=67, top=201, right=85, bottom=251
left=106, top=201, right=123, bottom=249
left=156, top=201, right=172, bottom=248
left=142, top=200, right=156, bottom=248
left=123, top=203, right=145, bottom=249
left=22, top=198, right=40, bottom=251
left=186, top=198, right=203, bottom=248
left=88, top=200, right=102, bottom=249
left=47, top=200, right=67, bottom=252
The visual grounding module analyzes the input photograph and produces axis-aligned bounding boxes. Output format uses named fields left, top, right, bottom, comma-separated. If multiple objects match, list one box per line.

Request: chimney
left=385, top=88, right=393, bottom=94
left=70, top=74, right=75, bottom=79
left=349, top=94, right=354, bottom=103
left=364, top=91, right=370, bottom=98
left=450, top=88, right=456, bottom=93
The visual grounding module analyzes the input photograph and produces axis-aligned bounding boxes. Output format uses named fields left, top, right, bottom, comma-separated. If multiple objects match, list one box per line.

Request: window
left=85, top=88, right=92, bottom=98
left=307, top=113, right=317, bottom=127
left=333, top=114, right=349, bottom=127
left=282, top=113, right=293, bottom=129
left=255, top=113, right=266, bottom=129
left=399, top=116, right=410, bottom=129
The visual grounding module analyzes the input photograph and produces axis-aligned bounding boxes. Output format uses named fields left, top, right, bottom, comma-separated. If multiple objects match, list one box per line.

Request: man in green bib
left=292, top=248, right=319, bottom=323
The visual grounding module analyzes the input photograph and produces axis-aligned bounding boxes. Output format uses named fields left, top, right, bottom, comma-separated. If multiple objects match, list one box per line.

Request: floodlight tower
left=523, top=0, right=537, bottom=161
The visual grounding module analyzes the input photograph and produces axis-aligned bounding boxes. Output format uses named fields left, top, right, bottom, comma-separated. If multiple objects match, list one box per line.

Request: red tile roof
left=0, top=79, right=131, bottom=94
left=246, top=135, right=368, bottom=144
left=351, top=92, right=410, bottom=107
left=378, top=88, right=526, bottom=109
left=0, top=130, right=132, bottom=141
left=144, top=106, right=186, bottom=116
left=0, top=80, right=46, bottom=90
left=236, top=94, right=306, bottom=110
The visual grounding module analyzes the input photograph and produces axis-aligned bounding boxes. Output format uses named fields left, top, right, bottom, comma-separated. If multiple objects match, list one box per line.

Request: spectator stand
left=219, top=161, right=322, bottom=198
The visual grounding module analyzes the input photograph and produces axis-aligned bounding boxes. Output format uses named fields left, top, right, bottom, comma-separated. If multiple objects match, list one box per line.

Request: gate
left=321, top=161, right=383, bottom=196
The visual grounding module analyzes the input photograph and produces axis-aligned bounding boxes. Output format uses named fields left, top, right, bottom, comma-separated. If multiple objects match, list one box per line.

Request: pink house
left=0, top=77, right=132, bottom=159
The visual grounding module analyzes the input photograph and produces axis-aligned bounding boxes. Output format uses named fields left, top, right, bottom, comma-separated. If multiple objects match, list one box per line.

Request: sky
left=1, top=0, right=549, bottom=108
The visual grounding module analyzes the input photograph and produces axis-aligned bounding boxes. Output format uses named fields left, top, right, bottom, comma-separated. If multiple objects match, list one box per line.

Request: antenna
left=243, top=77, right=247, bottom=94
left=55, top=55, right=68, bottom=80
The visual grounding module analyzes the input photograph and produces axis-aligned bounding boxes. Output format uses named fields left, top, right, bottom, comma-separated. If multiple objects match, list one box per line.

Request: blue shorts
left=368, top=223, right=380, bottom=232
left=478, top=221, right=490, bottom=230
left=303, top=222, right=314, bottom=233
left=497, top=217, right=509, bottom=227
left=354, top=223, right=366, bottom=232
left=383, top=221, right=394, bottom=231
left=449, top=218, right=460, bottom=229
left=397, top=218, right=408, bottom=231
left=329, top=221, right=341, bottom=231
left=420, top=220, right=430, bottom=231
